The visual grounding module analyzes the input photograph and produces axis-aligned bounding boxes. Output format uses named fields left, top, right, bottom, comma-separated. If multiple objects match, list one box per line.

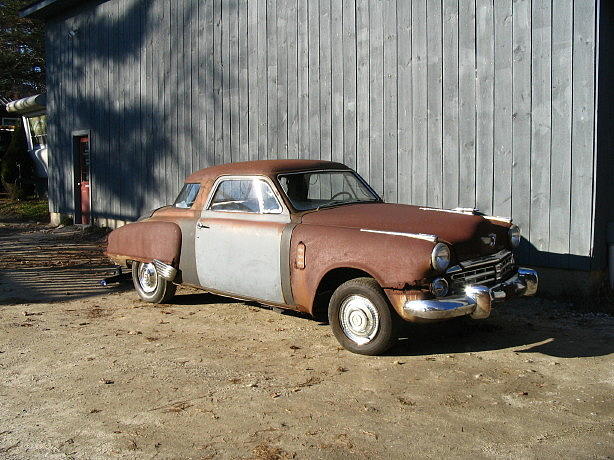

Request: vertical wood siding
left=45, top=0, right=598, bottom=269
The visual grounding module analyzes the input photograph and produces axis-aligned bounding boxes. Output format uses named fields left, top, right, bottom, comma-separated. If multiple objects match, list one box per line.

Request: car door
left=194, top=176, right=290, bottom=304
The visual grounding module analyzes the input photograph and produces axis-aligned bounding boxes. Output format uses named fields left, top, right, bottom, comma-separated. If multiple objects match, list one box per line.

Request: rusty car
left=106, top=160, right=538, bottom=355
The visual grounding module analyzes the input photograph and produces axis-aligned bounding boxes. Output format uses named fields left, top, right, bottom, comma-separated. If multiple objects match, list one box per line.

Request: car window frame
left=205, top=175, right=288, bottom=215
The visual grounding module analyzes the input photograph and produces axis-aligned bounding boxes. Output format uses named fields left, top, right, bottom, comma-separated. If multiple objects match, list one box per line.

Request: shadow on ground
left=172, top=288, right=614, bottom=360
left=387, top=298, right=613, bottom=359
left=0, top=223, right=126, bottom=305
left=171, top=292, right=245, bottom=306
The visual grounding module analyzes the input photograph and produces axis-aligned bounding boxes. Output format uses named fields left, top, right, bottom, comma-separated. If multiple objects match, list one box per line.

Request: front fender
left=289, top=224, right=436, bottom=312
left=105, top=221, right=182, bottom=266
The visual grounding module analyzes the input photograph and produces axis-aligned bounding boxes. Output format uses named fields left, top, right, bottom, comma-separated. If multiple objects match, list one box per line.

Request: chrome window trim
left=204, top=175, right=289, bottom=216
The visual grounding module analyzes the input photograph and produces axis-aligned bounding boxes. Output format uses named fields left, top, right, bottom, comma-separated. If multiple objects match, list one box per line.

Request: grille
left=448, top=251, right=515, bottom=291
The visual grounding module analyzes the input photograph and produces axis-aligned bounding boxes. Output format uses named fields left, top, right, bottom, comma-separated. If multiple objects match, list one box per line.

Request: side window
left=174, top=183, right=201, bottom=208
left=209, top=178, right=282, bottom=214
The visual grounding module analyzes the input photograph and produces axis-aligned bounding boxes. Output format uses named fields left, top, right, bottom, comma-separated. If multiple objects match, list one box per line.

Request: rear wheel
left=328, top=277, right=398, bottom=355
left=132, top=261, right=176, bottom=304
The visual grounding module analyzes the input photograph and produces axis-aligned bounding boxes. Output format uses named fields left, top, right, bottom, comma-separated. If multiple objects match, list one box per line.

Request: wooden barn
left=22, top=0, right=613, bottom=293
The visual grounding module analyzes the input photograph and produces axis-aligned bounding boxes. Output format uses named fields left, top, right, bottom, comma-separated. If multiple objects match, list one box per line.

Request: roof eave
left=6, top=94, right=47, bottom=114
left=19, top=0, right=85, bottom=19
left=20, top=0, right=58, bottom=18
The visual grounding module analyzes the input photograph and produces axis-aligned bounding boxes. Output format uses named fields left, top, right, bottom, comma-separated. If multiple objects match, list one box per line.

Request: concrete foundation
left=94, top=217, right=128, bottom=229
left=49, top=212, right=72, bottom=226
left=49, top=212, right=61, bottom=226
left=50, top=212, right=129, bottom=229
left=533, top=266, right=606, bottom=298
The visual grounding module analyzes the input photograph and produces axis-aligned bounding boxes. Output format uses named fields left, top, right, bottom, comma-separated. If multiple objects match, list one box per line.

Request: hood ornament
left=481, top=234, right=497, bottom=248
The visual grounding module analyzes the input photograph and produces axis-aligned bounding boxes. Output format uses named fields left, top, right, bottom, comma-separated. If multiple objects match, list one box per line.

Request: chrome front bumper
left=404, top=267, right=538, bottom=320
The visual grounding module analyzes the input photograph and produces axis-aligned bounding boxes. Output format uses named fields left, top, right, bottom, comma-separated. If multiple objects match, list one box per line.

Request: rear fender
left=105, top=221, right=182, bottom=267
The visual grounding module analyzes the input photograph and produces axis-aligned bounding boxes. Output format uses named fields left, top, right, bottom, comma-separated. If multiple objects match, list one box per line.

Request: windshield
left=277, top=170, right=380, bottom=211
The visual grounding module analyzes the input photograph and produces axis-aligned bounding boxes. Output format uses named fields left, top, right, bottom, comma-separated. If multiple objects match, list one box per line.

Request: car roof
left=185, top=159, right=350, bottom=183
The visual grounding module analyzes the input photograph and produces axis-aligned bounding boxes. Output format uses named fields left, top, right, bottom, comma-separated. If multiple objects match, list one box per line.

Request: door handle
left=196, top=222, right=209, bottom=229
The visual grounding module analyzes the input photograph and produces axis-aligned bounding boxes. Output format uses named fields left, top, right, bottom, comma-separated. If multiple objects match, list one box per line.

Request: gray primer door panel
left=195, top=211, right=290, bottom=304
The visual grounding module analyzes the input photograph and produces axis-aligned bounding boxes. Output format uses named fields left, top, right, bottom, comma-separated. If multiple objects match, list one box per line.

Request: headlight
left=509, top=225, right=521, bottom=248
left=431, top=243, right=451, bottom=272
left=430, top=277, right=449, bottom=297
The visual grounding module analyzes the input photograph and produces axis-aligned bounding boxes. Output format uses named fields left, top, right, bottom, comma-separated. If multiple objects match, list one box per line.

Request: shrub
left=0, top=125, right=36, bottom=199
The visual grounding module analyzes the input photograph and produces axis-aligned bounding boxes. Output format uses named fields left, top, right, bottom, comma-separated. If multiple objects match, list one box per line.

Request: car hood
left=299, top=203, right=511, bottom=261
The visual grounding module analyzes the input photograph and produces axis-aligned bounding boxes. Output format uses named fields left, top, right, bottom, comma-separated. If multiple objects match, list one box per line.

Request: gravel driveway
left=0, top=223, right=612, bottom=459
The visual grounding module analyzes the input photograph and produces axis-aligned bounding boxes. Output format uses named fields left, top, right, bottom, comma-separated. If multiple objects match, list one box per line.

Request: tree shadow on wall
left=52, top=0, right=231, bottom=221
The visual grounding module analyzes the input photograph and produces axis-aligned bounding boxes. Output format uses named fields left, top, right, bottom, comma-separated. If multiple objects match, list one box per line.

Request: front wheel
left=328, top=277, right=398, bottom=355
left=132, top=261, right=177, bottom=304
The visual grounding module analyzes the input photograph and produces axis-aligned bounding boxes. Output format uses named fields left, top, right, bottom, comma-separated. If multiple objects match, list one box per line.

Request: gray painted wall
left=45, top=0, right=598, bottom=270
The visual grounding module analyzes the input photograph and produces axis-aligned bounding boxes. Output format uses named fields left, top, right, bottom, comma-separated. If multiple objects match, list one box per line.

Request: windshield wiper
left=312, top=199, right=377, bottom=211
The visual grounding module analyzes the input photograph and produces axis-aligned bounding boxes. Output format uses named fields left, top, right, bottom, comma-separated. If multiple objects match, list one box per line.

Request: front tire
left=132, top=261, right=177, bottom=304
left=328, top=277, right=398, bottom=355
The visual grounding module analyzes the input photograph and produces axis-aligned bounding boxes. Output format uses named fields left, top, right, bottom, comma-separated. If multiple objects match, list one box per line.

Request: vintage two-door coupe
left=106, top=160, right=538, bottom=355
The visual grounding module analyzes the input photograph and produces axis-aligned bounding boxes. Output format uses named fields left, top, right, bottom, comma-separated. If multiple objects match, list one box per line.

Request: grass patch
left=0, top=196, right=49, bottom=222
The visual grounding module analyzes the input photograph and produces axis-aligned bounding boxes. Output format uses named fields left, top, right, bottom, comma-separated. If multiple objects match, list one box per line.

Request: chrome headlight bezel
left=509, top=224, right=521, bottom=248
left=431, top=243, right=451, bottom=273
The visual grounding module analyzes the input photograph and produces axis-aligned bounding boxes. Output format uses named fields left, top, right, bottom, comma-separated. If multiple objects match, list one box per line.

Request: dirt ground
left=0, top=223, right=612, bottom=459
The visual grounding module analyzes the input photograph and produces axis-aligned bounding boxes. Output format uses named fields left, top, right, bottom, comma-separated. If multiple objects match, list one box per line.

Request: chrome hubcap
left=339, top=295, right=380, bottom=345
left=138, top=262, right=158, bottom=293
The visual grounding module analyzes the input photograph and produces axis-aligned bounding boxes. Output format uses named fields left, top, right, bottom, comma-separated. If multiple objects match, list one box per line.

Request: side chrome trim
left=419, top=206, right=513, bottom=224
left=483, top=215, right=513, bottom=224
left=280, top=223, right=297, bottom=305
left=360, top=228, right=438, bottom=243
left=419, top=207, right=475, bottom=216
left=152, top=259, right=178, bottom=281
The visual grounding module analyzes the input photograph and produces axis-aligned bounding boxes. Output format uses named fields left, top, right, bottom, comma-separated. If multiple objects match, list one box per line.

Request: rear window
left=174, top=183, right=201, bottom=208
